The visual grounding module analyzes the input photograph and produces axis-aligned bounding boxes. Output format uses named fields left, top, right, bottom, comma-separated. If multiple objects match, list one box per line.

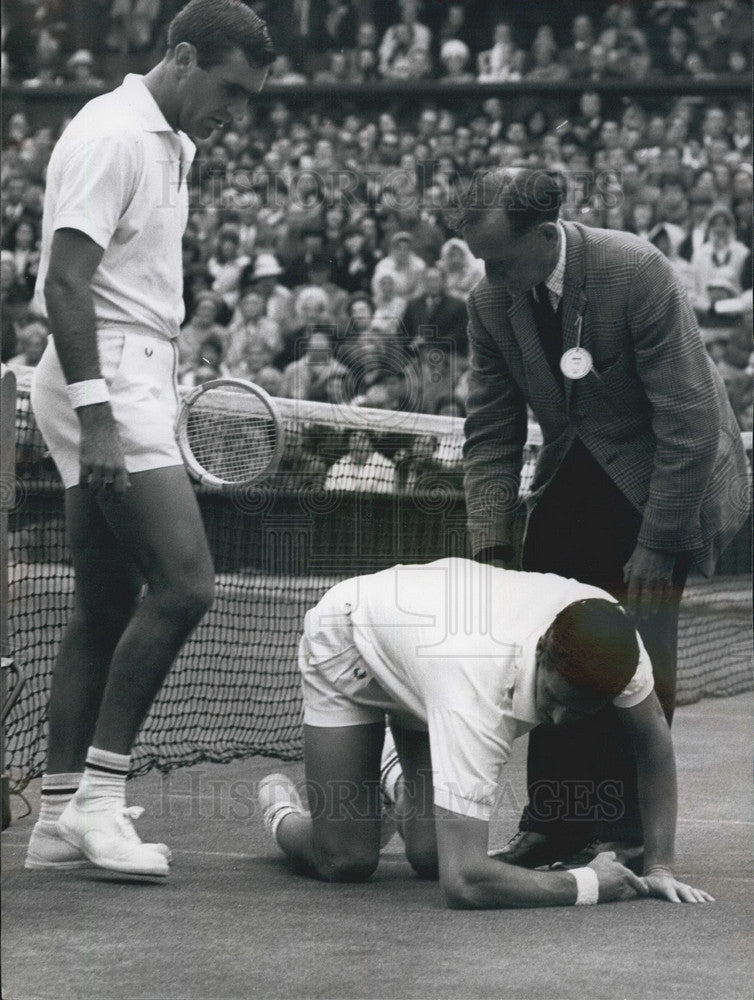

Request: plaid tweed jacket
left=463, top=221, right=749, bottom=576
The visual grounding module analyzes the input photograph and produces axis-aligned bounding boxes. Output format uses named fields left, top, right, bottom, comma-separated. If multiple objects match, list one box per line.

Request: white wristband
left=569, top=866, right=600, bottom=905
left=66, top=379, right=110, bottom=409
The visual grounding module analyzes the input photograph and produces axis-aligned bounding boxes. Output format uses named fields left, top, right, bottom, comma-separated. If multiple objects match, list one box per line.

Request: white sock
left=39, top=772, right=82, bottom=823
left=74, top=747, right=131, bottom=808
left=267, top=804, right=298, bottom=843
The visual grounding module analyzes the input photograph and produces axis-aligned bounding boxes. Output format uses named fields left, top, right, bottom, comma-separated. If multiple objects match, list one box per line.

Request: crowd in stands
left=2, top=2, right=752, bottom=494
left=2, top=1, right=751, bottom=87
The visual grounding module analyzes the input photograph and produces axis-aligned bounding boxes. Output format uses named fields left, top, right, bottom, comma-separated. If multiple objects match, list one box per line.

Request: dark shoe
left=488, top=830, right=591, bottom=869
left=557, top=839, right=644, bottom=874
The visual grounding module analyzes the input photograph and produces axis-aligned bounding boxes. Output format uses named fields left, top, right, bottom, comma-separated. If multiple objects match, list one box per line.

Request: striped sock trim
left=85, top=747, right=130, bottom=776
left=40, top=773, right=82, bottom=821
left=380, top=752, right=402, bottom=805
left=264, top=803, right=298, bottom=842
left=84, top=761, right=129, bottom=776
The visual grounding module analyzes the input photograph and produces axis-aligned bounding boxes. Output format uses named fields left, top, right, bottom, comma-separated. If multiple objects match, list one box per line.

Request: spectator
left=280, top=228, right=326, bottom=289
left=276, top=425, right=328, bottom=491
left=267, top=53, right=308, bottom=85
left=105, top=0, right=163, bottom=56
left=438, top=39, right=474, bottom=84
left=65, top=49, right=104, bottom=87
left=407, top=336, right=457, bottom=415
left=226, top=324, right=280, bottom=385
left=394, top=432, right=444, bottom=494
left=562, top=14, right=596, bottom=77
left=372, top=231, right=426, bottom=302
left=730, top=103, right=752, bottom=155
left=339, top=319, right=402, bottom=400
left=225, top=289, right=282, bottom=371
left=371, top=273, right=408, bottom=334
left=299, top=252, right=350, bottom=327
left=438, top=236, right=485, bottom=301
left=207, top=225, right=250, bottom=310
left=626, top=201, right=657, bottom=242
left=324, top=429, right=396, bottom=494
left=584, top=42, right=615, bottom=82
left=279, top=327, right=347, bottom=402
left=678, top=191, right=714, bottom=261
left=690, top=206, right=750, bottom=321
left=569, top=90, right=604, bottom=149
left=276, top=285, right=334, bottom=369
left=240, top=253, right=293, bottom=331
left=6, top=317, right=49, bottom=370
left=649, top=225, right=696, bottom=301
left=22, top=31, right=64, bottom=88
left=525, top=33, right=569, bottom=82
left=321, top=0, right=358, bottom=53
left=656, top=23, right=692, bottom=76
left=347, top=21, right=380, bottom=83
left=179, top=334, right=228, bottom=388
left=378, top=0, right=431, bottom=79
left=333, top=227, right=379, bottom=294
left=313, top=50, right=351, bottom=85
left=2, top=216, right=40, bottom=298
left=0, top=250, right=31, bottom=361
left=401, top=266, right=468, bottom=359
left=477, top=20, right=523, bottom=82
left=178, top=293, right=228, bottom=378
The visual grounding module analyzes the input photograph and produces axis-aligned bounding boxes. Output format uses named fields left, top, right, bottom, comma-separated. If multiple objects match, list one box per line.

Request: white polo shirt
left=34, top=74, right=195, bottom=340
left=333, top=559, right=653, bottom=820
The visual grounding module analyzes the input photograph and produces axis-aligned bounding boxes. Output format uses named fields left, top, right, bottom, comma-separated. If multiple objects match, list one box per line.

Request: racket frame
left=176, top=377, right=285, bottom=489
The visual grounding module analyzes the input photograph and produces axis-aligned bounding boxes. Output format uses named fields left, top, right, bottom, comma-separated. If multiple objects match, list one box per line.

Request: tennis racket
left=176, top=378, right=285, bottom=488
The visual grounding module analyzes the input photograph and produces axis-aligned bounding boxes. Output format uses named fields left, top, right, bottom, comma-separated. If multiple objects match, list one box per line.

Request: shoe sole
left=24, top=857, right=92, bottom=871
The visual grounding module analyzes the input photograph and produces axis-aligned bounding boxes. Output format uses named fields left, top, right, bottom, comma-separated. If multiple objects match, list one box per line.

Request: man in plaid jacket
left=459, top=167, right=749, bottom=870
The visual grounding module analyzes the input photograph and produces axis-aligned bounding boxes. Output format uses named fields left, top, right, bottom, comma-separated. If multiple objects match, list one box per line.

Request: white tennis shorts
left=299, top=578, right=424, bottom=731
left=31, top=328, right=183, bottom=489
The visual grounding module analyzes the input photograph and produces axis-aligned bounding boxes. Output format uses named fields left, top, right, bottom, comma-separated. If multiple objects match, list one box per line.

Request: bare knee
left=155, top=573, right=215, bottom=626
left=314, top=848, right=379, bottom=883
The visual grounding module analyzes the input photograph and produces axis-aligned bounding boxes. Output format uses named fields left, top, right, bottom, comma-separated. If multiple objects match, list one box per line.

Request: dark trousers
left=520, top=439, right=688, bottom=845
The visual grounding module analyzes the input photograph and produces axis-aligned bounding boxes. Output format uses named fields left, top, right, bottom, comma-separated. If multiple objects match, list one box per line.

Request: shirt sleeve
left=52, top=133, right=140, bottom=250
left=427, top=705, right=511, bottom=821
left=612, top=633, right=654, bottom=709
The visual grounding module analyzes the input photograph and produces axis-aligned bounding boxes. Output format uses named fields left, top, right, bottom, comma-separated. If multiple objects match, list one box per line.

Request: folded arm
left=435, top=807, right=646, bottom=909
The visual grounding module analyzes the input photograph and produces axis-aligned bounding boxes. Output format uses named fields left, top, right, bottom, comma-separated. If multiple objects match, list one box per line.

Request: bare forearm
left=444, top=857, right=579, bottom=910
left=635, top=732, right=677, bottom=872
left=44, top=276, right=101, bottom=384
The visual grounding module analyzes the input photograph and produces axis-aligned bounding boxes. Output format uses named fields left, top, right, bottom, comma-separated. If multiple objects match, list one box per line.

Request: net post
left=1, top=367, right=18, bottom=827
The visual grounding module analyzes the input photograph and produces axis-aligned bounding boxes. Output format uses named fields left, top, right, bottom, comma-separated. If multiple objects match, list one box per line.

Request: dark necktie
left=529, top=282, right=563, bottom=385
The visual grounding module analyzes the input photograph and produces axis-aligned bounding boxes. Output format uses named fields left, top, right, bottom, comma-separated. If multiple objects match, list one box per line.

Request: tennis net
left=4, top=373, right=752, bottom=783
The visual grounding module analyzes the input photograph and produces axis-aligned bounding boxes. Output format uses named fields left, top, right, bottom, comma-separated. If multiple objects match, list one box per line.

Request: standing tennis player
left=25, top=0, right=274, bottom=878
left=457, top=168, right=749, bottom=869
left=258, top=559, right=712, bottom=908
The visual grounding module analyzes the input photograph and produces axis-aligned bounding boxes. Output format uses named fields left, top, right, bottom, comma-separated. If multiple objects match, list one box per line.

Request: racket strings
left=185, top=389, right=278, bottom=483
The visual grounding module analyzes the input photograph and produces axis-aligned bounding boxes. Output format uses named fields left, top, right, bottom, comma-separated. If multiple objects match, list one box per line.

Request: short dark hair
left=454, top=167, right=565, bottom=237
left=167, top=0, right=275, bottom=70
left=547, top=599, right=639, bottom=699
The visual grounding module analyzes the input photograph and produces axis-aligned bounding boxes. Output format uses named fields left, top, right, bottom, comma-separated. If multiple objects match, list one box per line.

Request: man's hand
left=78, top=403, right=130, bottom=496
left=623, top=542, right=676, bottom=620
left=641, top=865, right=715, bottom=903
left=588, top=851, right=649, bottom=902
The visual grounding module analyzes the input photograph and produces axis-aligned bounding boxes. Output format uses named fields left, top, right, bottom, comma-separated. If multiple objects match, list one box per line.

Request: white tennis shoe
left=56, top=799, right=170, bottom=877
left=25, top=817, right=172, bottom=871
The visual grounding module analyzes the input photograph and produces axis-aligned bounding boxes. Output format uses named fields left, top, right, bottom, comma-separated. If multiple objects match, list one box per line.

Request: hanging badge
left=560, top=347, right=593, bottom=380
